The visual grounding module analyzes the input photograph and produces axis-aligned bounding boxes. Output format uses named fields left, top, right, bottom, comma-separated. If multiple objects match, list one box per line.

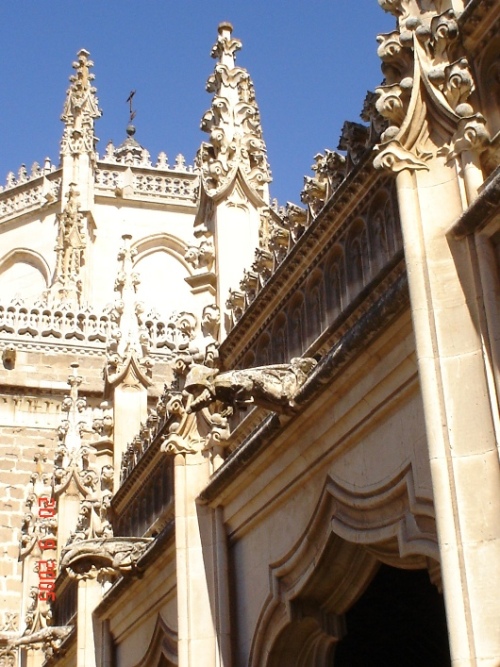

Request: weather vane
left=126, top=90, right=137, bottom=124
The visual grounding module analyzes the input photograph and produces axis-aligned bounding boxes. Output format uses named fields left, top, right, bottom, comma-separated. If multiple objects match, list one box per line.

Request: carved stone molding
left=249, top=469, right=438, bottom=667
left=130, top=615, right=178, bottom=667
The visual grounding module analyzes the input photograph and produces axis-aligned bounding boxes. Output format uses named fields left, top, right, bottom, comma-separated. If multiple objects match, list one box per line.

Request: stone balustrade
left=0, top=171, right=62, bottom=222
left=94, top=162, right=198, bottom=203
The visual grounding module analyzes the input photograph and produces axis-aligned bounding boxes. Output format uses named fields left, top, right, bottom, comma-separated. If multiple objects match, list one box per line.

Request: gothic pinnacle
left=198, top=22, right=271, bottom=197
left=60, top=48, right=101, bottom=160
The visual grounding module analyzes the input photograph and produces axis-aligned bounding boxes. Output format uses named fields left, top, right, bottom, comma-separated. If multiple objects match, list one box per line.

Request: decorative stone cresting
left=0, top=167, right=61, bottom=222
left=226, top=90, right=387, bottom=328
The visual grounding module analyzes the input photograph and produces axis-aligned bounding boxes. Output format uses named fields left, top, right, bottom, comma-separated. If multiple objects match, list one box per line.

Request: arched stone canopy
left=250, top=473, right=441, bottom=667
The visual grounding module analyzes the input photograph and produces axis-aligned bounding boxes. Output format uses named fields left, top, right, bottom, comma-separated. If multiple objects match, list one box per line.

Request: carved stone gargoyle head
left=60, top=537, right=152, bottom=580
left=184, top=357, right=317, bottom=414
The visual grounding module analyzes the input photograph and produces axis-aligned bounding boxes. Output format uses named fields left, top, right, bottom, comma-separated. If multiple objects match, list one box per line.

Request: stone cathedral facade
left=1, top=1, right=500, bottom=665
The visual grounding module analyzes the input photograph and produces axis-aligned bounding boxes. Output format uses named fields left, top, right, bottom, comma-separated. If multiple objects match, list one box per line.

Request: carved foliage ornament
left=19, top=456, right=55, bottom=560
left=374, top=1, right=490, bottom=172
left=52, top=366, right=114, bottom=544
left=226, top=200, right=313, bottom=328
left=301, top=150, right=346, bottom=218
left=105, top=235, right=154, bottom=380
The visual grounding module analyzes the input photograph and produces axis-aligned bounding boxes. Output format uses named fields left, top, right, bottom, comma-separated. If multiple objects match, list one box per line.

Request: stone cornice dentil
left=373, top=0, right=490, bottom=173
left=197, top=22, right=271, bottom=199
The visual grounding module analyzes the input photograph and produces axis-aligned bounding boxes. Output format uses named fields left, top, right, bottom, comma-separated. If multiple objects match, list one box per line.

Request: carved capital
left=374, top=3, right=488, bottom=169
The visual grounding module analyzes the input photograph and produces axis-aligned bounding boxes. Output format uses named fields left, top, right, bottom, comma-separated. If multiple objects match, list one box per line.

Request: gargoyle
left=60, top=537, right=152, bottom=578
left=0, top=626, right=72, bottom=652
left=184, top=357, right=317, bottom=414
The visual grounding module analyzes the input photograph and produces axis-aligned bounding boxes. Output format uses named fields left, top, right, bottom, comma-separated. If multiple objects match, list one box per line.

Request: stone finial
left=211, top=22, right=241, bottom=66
left=60, top=49, right=101, bottom=157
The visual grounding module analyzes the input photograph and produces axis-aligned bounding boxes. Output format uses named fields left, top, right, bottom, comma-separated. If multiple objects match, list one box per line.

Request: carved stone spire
left=60, top=49, right=101, bottom=159
left=60, top=49, right=101, bottom=208
left=197, top=22, right=271, bottom=199
left=49, top=183, right=86, bottom=305
left=105, top=235, right=153, bottom=382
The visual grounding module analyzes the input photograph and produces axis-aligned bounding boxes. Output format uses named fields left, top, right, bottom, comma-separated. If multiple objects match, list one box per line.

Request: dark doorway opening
left=335, top=564, right=451, bottom=667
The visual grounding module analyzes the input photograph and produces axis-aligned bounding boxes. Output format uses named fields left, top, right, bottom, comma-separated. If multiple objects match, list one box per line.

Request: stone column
left=394, top=157, right=500, bottom=666
left=76, top=575, right=102, bottom=667
left=165, top=411, right=231, bottom=667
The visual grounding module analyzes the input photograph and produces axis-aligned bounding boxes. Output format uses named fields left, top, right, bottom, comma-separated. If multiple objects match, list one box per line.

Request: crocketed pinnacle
left=60, top=49, right=101, bottom=156
left=105, top=235, right=153, bottom=382
left=197, top=23, right=271, bottom=199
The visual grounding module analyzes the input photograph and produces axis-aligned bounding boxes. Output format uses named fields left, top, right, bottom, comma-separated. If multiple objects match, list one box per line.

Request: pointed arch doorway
left=251, top=480, right=452, bottom=667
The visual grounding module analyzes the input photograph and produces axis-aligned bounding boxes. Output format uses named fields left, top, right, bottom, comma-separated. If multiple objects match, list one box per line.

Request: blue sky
left=0, top=2, right=394, bottom=206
